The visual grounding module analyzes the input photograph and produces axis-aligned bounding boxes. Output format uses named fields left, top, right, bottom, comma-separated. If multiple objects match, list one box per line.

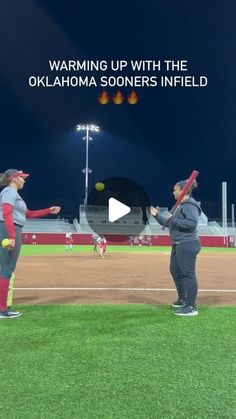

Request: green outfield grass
left=20, top=244, right=236, bottom=256
left=0, top=305, right=236, bottom=419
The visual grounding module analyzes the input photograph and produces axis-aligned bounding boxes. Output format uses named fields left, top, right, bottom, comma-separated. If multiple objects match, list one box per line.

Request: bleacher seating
left=79, top=205, right=144, bottom=226
left=78, top=224, right=147, bottom=235
left=22, top=219, right=77, bottom=233
left=21, top=207, right=225, bottom=237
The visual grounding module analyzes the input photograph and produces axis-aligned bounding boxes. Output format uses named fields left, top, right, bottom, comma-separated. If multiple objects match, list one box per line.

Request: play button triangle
left=108, top=198, right=131, bottom=222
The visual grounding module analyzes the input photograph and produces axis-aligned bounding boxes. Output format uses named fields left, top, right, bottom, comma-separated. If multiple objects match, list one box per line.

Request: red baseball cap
left=7, top=169, right=29, bottom=181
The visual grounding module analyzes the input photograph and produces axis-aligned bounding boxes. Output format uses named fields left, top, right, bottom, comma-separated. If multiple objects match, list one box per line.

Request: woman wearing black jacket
left=151, top=180, right=201, bottom=316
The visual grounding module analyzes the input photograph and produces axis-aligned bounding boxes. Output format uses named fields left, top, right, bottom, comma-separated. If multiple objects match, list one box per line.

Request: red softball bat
left=170, top=169, right=199, bottom=214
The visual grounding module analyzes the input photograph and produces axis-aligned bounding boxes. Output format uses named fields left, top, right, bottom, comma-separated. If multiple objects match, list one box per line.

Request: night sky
left=0, top=0, right=235, bottom=220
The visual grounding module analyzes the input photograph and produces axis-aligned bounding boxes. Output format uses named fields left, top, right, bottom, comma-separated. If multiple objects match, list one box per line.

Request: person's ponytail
left=0, top=173, right=9, bottom=188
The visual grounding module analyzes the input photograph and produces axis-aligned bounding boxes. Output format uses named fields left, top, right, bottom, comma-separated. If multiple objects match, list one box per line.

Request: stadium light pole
left=222, top=181, right=228, bottom=247
left=231, top=203, right=235, bottom=229
left=76, top=124, right=100, bottom=206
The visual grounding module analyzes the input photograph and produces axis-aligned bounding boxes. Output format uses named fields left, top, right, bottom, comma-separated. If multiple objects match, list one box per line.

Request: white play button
left=108, top=198, right=131, bottom=222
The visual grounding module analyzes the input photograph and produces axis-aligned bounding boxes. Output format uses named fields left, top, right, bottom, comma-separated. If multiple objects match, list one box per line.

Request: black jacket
left=155, top=198, right=201, bottom=243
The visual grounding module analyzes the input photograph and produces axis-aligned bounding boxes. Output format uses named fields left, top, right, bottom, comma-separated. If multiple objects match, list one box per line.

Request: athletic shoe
left=7, top=306, right=21, bottom=312
left=0, top=310, right=22, bottom=319
left=174, top=306, right=198, bottom=316
left=171, top=299, right=185, bottom=308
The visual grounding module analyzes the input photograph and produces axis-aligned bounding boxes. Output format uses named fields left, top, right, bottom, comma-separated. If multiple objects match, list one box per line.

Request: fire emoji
left=113, top=90, right=124, bottom=105
left=127, top=91, right=139, bottom=105
left=98, top=91, right=110, bottom=105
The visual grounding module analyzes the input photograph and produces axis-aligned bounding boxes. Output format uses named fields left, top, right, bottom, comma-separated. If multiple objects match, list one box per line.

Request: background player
left=91, top=233, right=100, bottom=252
left=128, top=236, right=135, bottom=246
left=98, top=236, right=107, bottom=258
left=65, top=231, right=73, bottom=251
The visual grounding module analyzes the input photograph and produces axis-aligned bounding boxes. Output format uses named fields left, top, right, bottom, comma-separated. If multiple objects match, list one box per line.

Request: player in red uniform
left=65, top=232, right=73, bottom=251
left=98, top=236, right=107, bottom=258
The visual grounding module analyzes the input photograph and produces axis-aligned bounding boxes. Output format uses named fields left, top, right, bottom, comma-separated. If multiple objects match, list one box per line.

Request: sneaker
left=171, top=299, right=185, bottom=308
left=8, top=306, right=21, bottom=312
left=174, top=305, right=198, bottom=316
left=0, top=310, right=22, bottom=319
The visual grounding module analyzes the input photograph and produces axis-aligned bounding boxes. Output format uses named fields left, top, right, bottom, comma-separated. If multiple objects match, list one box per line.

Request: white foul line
left=14, top=287, right=236, bottom=293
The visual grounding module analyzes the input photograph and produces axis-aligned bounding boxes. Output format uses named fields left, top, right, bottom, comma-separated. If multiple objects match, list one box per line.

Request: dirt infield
left=13, top=251, right=236, bottom=305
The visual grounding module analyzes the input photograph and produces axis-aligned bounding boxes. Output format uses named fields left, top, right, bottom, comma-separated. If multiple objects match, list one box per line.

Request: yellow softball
left=95, top=182, right=105, bottom=192
left=2, top=238, right=10, bottom=248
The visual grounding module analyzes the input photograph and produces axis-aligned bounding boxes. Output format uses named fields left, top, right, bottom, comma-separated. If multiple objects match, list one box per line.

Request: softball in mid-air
left=95, top=182, right=105, bottom=192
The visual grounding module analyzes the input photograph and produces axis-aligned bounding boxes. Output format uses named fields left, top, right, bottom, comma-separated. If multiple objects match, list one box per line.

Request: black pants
left=170, top=240, right=201, bottom=307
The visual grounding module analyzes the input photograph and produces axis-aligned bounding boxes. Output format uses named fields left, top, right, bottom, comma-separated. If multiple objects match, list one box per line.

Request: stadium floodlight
left=76, top=124, right=100, bottom=132
left=76, top=123, right=100, bottom=206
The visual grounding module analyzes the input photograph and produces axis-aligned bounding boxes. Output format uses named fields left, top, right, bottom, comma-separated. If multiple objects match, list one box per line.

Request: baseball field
left=1, top=245, right=236, bottom=418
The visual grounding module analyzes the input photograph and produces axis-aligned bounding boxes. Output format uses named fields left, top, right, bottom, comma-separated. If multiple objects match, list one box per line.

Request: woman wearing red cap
left=0, top=169, right=61, bottom=319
